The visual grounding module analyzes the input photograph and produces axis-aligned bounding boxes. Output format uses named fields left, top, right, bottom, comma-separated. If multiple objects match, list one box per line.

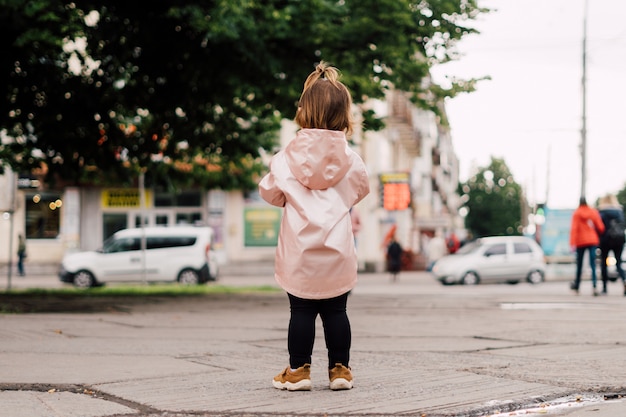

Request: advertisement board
left=540, top=207, right=574, bottom=262
left=244, top=207, right=281, bottom=247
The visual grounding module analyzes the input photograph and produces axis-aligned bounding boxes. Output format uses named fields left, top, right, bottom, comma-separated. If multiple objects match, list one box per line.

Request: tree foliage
left=615, top=183, right=626, bottom=219
left=1, top=0, right=487, bottom=190
left=458, top=157, right=524, bottom=237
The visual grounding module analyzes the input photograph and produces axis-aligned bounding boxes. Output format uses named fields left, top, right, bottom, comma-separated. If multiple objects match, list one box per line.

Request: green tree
left=458, top=157, right=524, bottom=237
left=1, top=0, right=487, bottom=190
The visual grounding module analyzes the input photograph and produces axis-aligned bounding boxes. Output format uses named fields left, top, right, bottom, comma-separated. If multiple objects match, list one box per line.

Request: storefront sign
left=101, top=189, right=152, bottom=208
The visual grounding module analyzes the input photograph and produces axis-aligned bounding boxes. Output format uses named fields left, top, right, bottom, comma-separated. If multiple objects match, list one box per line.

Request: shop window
left=176, top=212, right=201, bottom=225
left=25, top=192, right=62, bottom=239
left=154, top=191, right=201, bottom=207
left=103, top=213, right=128, bottom=242
left=134, top=215, right=149, bottom=228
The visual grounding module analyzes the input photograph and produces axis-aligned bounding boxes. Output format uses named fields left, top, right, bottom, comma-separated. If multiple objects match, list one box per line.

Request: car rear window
left=513, top=242, right=532, bottom=254
left=146, top=236, right=197, bottom=249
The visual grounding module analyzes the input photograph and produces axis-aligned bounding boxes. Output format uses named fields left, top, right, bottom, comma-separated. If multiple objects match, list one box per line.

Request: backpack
left=606, top=219, right=625, bottom=242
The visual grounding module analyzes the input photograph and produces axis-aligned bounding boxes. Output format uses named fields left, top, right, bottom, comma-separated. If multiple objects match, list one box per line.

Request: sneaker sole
left=272, top=379, right=312, bottom=391
left=330, top=378, right=353, bottom=390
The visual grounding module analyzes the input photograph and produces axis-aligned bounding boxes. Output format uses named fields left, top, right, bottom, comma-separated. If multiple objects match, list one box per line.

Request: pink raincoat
left=258, top=128, right=370, bottom=299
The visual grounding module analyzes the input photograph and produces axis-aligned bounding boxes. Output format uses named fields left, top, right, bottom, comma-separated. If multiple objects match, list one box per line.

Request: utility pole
left=580, top=0, right=588, bottom=200
left=139, top=170, right=147, bottom=284
left=4, top=168, right=17, bottom=291
left=545, top=144, right=551, bottom=205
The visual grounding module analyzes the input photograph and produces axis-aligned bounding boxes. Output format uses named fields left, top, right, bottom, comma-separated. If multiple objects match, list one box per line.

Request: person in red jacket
left=569, top=197, right=605, bottom=295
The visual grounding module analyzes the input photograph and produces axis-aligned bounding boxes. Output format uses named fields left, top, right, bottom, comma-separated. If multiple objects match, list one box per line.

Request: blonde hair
left=294, top=61, right=354, bottom=136
left=598, top=193, right=620, bottom=207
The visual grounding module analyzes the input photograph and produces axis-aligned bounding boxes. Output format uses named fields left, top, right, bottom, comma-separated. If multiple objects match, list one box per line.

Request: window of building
left=103, top=213, right=128, bottom=242
left=134, top=215, right=149, bottom=228
left=154, top=191, right=202, bottom=207
left=25, top=192, right=62, bottom=239
left=176, top=212, right=202, bottom=225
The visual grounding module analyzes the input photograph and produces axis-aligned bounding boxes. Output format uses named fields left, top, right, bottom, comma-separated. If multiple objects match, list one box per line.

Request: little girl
left=259, top=61, right=370, bottom=391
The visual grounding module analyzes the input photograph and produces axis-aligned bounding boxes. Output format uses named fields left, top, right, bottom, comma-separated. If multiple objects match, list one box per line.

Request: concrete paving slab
left=0, top=352, right=209, bottom=384
left=1, top=270, right=626, bottom=417
left=0, top=390, right=135, bottom=417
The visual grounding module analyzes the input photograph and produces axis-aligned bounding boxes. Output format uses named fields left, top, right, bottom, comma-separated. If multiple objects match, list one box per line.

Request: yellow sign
left=379, top=172, right=410, bottom=183
left=101, top=189, right=152, bottom=208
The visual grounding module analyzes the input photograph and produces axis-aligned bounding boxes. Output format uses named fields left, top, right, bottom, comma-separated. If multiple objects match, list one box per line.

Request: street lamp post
left=580, top=0, right=588, bottom=200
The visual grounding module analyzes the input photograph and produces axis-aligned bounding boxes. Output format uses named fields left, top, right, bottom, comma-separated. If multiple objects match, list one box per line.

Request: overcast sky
left=431, top=0, right=626, bottom=209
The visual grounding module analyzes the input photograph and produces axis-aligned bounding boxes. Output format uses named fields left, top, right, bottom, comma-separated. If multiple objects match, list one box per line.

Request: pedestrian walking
left=426, top=230, right=447, bottom=271
left=569, top=197, right=605, bottom=295
left=259, top=61, right=370, bottom=391
left=17, top=234, right=26, bottom=276
left=446, top=232, right=460, bottom=254
left=597, top=194, right=626, bottom=295
left=386, top=235, right=403, bottom=282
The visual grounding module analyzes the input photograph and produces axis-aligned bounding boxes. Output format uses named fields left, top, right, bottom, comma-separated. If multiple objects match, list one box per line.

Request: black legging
left=600, top=240, right=626, bottom=289
left=287, top=292, right=351, bottom=370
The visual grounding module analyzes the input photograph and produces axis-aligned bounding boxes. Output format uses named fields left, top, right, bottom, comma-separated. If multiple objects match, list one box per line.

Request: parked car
left=431, top=236, right=546, bottom=285
left=59, top=226, right=219, bottom=288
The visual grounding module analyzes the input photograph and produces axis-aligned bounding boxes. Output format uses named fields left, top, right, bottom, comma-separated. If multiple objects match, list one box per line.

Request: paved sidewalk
left=1, top=268, right=626, bottom=417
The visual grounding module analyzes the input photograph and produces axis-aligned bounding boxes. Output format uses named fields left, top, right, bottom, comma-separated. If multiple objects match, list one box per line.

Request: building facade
left=0, top=89, right=463, bottom=274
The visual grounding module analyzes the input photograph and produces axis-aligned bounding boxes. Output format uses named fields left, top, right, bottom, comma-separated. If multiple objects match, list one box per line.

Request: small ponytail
left=315, top=61, right=339, bottom=80
left=295, top=61, right=354, bottom=136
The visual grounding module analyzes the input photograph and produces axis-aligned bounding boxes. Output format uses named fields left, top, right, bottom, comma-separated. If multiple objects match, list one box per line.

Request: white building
left=354, top=89, right=463, bottom=271
left=0, top=89, right=463, bottom=274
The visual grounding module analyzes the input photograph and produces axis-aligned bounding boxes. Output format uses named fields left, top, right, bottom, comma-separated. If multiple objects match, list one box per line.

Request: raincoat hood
left=258, top=127, right=370, bottom=299
left=284, top=129, right=351, bottom=190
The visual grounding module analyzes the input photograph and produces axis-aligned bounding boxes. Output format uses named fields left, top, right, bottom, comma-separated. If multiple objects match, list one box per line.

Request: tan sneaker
left=272, top=364, right=312, bottom=391
left=329, top=363, right=353, bottom=390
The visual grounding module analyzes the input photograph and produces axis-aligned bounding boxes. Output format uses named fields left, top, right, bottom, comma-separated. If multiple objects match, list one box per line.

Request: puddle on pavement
left=483, top=394, right=625, bottom=417
left=500, top=302, right=606, bottom=310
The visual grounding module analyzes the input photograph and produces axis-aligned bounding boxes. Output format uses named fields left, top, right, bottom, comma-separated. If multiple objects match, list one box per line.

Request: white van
left=59, top=226, right=219, bottom=288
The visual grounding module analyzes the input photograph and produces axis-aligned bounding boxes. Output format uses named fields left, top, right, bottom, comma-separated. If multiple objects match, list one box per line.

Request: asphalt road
left=0, top=261, right=597, bottom=291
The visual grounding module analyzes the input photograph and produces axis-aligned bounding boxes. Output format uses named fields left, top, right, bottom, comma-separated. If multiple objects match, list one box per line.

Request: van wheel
left=73, top=270, right=95, bottom=288
left=178, top=268, right=200, bottom=285
left=461, top=271, right=480, bottom=285
left=527, top=269, right=544, bottom=284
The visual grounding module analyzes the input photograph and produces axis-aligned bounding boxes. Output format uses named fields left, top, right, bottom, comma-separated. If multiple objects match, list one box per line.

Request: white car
left=431, top=236, right=546, bottom=285
left=59, top=226, right=219, bottom=288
